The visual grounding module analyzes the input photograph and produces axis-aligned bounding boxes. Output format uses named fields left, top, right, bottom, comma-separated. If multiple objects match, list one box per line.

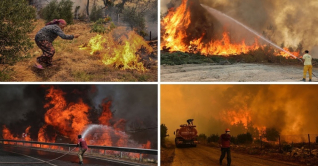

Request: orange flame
left=98, top=98, right=113, bottom=126
left=2, top=125, right=18, bottom=140
left=24, top=126, right=31, bottom=141
left=2, top=86, right=153, bottom=155
left=43, top=86, right=90, bottom=142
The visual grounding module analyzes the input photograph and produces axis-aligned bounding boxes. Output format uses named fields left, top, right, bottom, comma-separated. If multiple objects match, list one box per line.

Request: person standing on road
left=301, top=50, right=313, bottom=82
left=187, top=119, right=194, bottom=126
left=34, top=19, right=80, bottom=69
left=219, top=128, right=231, bottom=166
left=77, top=135, right=88, bottom=165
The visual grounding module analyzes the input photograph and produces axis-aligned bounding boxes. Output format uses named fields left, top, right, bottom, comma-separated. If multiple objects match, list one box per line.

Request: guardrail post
left=139, top=153, right=142, bottom=162
left=120, top=152, right=122, bottom=158
left=69, top=147, right=70, bottom=151
left=91, top=149, right=92, bottom=154
left=23, top=142, right=24, bottom=146
left=104, top=150, right=106, bottom=155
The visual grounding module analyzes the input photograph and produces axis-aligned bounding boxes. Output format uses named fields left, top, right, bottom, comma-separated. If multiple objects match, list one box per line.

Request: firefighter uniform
left=219, top=131, right=231, bottom=166
left=303, top=53, right=313, bottom=81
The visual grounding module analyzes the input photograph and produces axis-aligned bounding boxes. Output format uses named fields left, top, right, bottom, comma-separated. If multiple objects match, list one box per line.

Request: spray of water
left=200, top=4, right=301, bottom=61
left=82, top=124, right=105, bottom=139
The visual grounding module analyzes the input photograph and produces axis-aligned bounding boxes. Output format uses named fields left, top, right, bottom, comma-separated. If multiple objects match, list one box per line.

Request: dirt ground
left=0, top=20, right=157, bottom=82
left=160, top=63, right=318, bottom=82
left=168, top=144, right=304, bottom=166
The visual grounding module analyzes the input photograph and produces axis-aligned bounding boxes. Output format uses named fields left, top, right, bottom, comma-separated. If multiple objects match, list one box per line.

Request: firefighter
left=301, top=50, right=313, bottom=82
left=77, top=135, right=88, bottom=165
left=219, top=128, right=231, bottom=166
left=187, top=119, right=194, bottom=126
left=34, top=19, right=80, bottom=69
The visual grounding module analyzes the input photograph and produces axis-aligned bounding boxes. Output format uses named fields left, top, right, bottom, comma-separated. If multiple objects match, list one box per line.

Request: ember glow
left=161, top=85, right=318, bottom=139
left=161, top=0, right=299, bottom=57
left=80, top=30, right=154, bottom=72
left=2, top=86, right=153, bottom=154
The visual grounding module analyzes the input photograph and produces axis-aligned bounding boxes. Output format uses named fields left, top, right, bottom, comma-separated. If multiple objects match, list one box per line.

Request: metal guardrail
left=0, top=139, right=157, bottom=161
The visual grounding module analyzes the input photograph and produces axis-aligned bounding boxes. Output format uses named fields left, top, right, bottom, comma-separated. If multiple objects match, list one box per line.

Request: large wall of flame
left=161, top=85, right=318, bottom=138
left=0, top=85, right=157, bottom=147
left=162, top=0, right=318, bottom=57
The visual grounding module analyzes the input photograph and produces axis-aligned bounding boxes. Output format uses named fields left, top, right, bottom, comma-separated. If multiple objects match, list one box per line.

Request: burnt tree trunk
left=86, top=0, right=90, bottom=16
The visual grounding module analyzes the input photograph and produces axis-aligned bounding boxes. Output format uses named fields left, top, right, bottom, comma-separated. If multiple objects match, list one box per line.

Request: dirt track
left=161, top=63, right=318, bottom=82
left=171, top=145, right=302, bottom=166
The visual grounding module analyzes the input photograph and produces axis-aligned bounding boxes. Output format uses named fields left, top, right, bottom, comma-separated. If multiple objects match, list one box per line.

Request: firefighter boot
left=309, top=79, right=312, bottom=82
left=301, top=78, right=306, bottom=82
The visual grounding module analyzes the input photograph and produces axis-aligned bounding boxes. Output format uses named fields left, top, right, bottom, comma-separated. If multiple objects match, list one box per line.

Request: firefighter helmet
left=225, top=128, right=230, bottom=132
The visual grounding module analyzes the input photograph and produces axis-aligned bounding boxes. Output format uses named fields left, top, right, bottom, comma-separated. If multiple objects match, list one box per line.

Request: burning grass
left=0, top=19, right=157, bottom=82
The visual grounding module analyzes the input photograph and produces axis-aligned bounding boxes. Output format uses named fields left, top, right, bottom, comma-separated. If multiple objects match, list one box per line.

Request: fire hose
left=0, top=146, right=77, bottom=164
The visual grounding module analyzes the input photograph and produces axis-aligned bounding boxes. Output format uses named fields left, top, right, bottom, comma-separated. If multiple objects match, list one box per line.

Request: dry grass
left=2, top=19, right=157, bottom=82
left=161, top=139, right=176, bottom=166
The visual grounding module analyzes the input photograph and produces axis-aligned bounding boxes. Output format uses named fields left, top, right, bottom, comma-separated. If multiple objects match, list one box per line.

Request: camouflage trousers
left=78, top=148, right=87, bottom=162
left=36, top=40, right=55, bottom=66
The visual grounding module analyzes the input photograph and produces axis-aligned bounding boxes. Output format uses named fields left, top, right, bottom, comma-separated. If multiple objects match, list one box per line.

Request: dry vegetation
left=1, top=19, right=157, bottom=82
left=161, top=139, right=175, bottom=166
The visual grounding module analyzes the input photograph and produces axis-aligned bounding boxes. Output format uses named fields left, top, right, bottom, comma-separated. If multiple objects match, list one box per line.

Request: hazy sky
left=161, top=85, right=318, bottom=137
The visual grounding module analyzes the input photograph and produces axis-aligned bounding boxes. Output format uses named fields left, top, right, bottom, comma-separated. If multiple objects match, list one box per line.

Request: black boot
left=309, top=79, right=312, bottom=82
left=301, top=78, right=306, bottom=82
left=79, top=161, right=83, bottom=164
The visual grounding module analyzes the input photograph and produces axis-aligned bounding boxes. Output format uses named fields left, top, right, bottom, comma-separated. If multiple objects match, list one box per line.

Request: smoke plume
left=161, top=85, right=318, bottom=138
left=162, top=0, right=318, bottom=57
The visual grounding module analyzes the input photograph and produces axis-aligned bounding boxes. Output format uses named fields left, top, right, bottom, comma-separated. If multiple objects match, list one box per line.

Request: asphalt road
left=171, top=145, right=304, bottom=166
left=0, top=144, right=148, bottom=166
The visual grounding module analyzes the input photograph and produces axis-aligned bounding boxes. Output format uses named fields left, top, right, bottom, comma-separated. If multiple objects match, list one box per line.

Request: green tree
left=161, top=124, right=168, bottom=146
left=236, top=132, right=253, bottom=144
left=265, top=127, right=280, bottom=141
left=207, top=134, right=219, bottom=143
left=90, top=4, right=103, bottom=22
left=198, top=133, right=207, bottom=144
left=0, top=0, right=36, bottom=65
left=41, top=0, right=74, bottom=24
left=122, top=7, right=147, bottom=37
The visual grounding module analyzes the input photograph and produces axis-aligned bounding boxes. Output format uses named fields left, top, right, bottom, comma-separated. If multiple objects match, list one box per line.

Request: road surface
left=171, top=145, right=303, bottom=166
left=161, top=63, right=318, bottom=82
left=0, top=144, right=150, bottom=166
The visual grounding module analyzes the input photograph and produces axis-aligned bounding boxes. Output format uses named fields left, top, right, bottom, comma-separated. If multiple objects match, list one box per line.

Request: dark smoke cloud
left=161, top=85, right=318, bottom=137
left=0, top=85, right=157, bottom=144
left=162, top=0, right=318, bottom=57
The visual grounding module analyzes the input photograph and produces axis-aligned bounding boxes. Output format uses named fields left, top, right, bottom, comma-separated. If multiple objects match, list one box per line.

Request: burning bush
left=80, top=28, right=154, bottom=72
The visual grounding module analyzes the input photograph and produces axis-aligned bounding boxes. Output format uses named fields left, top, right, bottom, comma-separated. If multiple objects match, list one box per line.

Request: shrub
left=236, top=133, right=253, bottom=144
left=207, top=134, right=219, bottom=143
left=89, top=4, right=103, bottom=22
left=0, top=0, right=36, bottom=65
left=122, top=7, right=147, bottom=37
left=41, top=0, right=74, bottom=24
